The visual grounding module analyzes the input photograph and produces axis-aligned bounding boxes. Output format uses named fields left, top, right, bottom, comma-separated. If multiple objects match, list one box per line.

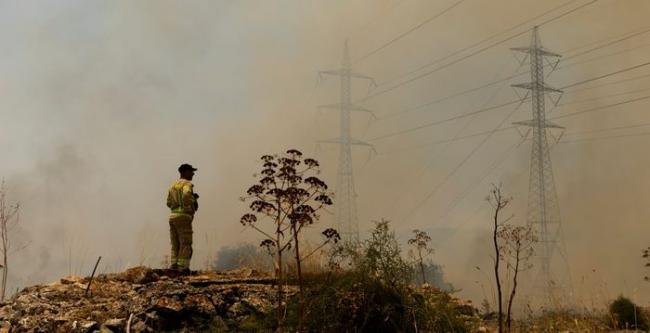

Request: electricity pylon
left=318, top=40, right=375, bottom=242
left=511, top=26, right=570, bottom=298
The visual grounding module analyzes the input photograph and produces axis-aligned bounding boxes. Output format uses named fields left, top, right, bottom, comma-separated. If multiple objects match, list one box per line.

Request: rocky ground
left=0, top=266, right=287, bottom=333
left=5, top=266, right=622, bottom=332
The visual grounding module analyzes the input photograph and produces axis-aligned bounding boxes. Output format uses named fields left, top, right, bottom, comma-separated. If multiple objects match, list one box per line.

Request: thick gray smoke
left=0, top=0, right=648, bottom=308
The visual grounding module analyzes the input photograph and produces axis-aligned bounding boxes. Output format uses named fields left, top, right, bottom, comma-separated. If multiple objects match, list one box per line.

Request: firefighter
left=166, top=163, right=198, bottom=272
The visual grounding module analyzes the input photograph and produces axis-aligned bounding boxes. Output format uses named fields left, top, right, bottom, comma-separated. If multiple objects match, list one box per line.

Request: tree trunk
left=493, top=206, right=503, bottom=333
left=0, top=202, right=7, bottom=302
left=1, top=246, right=6, bottom=302
left=418, top=250, right=426, bottom=285
left=506, top=249, right=520, bottom=332
left=275, top=234, right=284, bottom=332
left=276, top=249, right=284, bottom=331
left=293, top=226, right=305, bottom=332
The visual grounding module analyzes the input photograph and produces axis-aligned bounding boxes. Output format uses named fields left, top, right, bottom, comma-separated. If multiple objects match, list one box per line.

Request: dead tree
left=407, top=229, right=433, bottom=286
left=0, top=181, right=21, bottom=302
left=240, top=149, right=337, bottom=331
left=498, top=224, right=536, bottom=332
left=486, top=184, right=512, bottom=333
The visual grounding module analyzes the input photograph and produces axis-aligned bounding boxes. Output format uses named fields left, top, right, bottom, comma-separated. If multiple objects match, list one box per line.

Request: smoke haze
left=0, top=0, right=649, bottom=307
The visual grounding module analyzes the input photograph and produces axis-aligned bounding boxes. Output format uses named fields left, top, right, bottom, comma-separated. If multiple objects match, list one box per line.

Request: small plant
left=407, top=229, right=433, bottom=286
left=240, top=149, right=337, bottom=331
left=0, top=181, right=22, bottom=302
left=609, top=295, right=648, bottom=330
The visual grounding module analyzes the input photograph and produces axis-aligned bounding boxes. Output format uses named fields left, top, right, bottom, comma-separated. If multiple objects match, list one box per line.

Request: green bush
left=358, top=220, right=413, bottom=287
left=279, top=220, right=479, bottom=332
left=609, top=295, right=648, bottom=330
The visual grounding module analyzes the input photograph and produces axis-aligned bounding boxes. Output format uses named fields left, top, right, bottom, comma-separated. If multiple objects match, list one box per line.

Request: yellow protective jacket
left=167, top=179, right=196, bottom=217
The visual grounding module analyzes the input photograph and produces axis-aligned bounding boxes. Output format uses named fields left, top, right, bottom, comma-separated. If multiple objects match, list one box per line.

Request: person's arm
left=166, top=188, right=173, bottom=209
left=181, top=184, right=196, bottom=215
left=193, top=193, right=199, bottom=212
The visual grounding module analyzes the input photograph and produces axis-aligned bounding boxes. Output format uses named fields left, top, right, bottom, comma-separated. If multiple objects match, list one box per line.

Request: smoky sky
left=0, top=0, right=649, bottom=307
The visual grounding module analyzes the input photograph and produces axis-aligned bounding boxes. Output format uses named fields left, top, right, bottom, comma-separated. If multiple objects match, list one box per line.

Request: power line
left=560, top=130, right=650, bottom=143
left=370, top=70, right=650, bottom=145
left=563, top=122, right=650, bottom=136
left=376, top=0, right=580, bottom=87
left=400, top=103, right=521, bottom=223
left=433, top=137, right=527, bottom=243
left=551, top=94, right=650, bottom=120
left=378, top=24, right=649, bottom=121
left=439, top=137, right=526, bottom=222
left=560, top=24, right=650, bottom=55
left=354, top=0, right=467, bottom=64
left=360, top=0, right=600, bottom=102
left=435, top=139, right=532, bottom=250
left=378, top=72, right=525, bottom=120
left=378, top=125, right=519, bottom=156
left=370, top=65, right=650, bottom=143
left=376, top=94, right=650, bottom=156
left=558, top=42, right=650, bottom=73
left=566, top=72, right=650, bottom=93
left=559, top=26, right=650, bottom=64
left=354, top=0, right=410, bottom=39
left=435, top=203, right=488, bottom=250
left=369, top=98, right=523, bottom=141
left=559, top=86, right=650, bottom=106
left=378, top=57, right=517, bottom=218
left=362, top=30, right=526, bottom=101
left=560, top=61, right=650, bottom=89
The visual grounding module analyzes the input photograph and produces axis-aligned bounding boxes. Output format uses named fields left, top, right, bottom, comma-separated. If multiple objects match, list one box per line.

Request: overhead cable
left=376, top=0, right=580, bottom=87
left=359, top=0, right=600, bottom=102
left=400, top=104, right=521, bottom=223
left=378, top=23, right=649, bottom=120
left=354, top=0, right=467, bottom=63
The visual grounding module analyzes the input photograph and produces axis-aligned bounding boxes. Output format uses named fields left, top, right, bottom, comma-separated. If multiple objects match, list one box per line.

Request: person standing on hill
left=166, top=163, right=199, bottom=272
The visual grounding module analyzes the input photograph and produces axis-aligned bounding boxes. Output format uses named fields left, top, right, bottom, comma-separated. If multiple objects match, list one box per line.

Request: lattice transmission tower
left=511, top=26, right=570, bottom=296
left=318, top=40, right=375, bottom=242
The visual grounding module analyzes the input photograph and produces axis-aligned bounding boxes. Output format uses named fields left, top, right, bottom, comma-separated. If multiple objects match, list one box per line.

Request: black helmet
left=178, top=163, right=197, bottom=173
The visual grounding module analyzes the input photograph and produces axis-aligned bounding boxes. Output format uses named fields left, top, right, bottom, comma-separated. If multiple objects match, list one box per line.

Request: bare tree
left=498, top=224, right=536, bottom=332
left=486, top=184, right=512, bottom=333
left=0, top=181, right=21, bottom=301
left=240, top=149, right=337, bottom=331
left=407, top=229, right=433, bottom=286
